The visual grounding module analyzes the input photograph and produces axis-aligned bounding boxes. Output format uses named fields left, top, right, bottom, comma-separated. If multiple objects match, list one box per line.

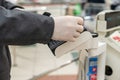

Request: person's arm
left=0, top=6, right=54, bottom=45
left=0, top=1, right=84, bottom=45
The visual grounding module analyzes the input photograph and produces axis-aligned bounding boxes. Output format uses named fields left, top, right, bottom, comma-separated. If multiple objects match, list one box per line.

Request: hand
left=52, top=16, right=84, bottom=42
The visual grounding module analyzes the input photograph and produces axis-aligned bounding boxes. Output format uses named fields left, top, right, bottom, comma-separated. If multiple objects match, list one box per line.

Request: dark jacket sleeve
left=0, top=4, right=54, bottom=45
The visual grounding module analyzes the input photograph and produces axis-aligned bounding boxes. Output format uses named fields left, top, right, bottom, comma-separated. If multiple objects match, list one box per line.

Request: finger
left=75, top=17, right=84, bottom=25
left=76, top=25, right=84, bottom=33
left=69, top=37, right=76, bottom=42
left=73, top=32, right=80, bottom=38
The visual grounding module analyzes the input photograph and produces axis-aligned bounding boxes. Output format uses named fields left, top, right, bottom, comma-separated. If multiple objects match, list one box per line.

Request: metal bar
left=29, top=57, right=79, bottom=80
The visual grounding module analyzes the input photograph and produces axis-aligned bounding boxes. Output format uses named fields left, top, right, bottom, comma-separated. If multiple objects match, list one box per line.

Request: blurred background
left=7, top=0, right=120, bottom=80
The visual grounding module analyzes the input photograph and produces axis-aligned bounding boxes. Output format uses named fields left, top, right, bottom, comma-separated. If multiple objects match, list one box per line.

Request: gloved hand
left=52, top=16, right=84, bottom=42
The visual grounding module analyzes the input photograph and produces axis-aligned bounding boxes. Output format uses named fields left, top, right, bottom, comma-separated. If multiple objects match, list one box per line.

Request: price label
left=109, top=31, right=120, bottom=46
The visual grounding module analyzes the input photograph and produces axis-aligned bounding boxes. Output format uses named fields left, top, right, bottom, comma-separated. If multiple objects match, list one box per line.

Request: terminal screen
left=88, top=0, right=105, bottom=3
left=105, top=12, right=120, bottom=29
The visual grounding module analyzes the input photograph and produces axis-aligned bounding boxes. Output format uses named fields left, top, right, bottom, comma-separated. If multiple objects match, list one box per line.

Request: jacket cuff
left=41, top=12, right=54, bottom=44
left=42, top=17, right=54, bottom=44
